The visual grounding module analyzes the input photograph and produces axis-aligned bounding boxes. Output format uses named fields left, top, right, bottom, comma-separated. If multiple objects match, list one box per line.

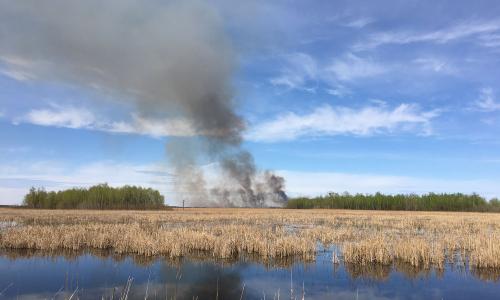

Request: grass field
left=1, top=208, right=500, bottom=271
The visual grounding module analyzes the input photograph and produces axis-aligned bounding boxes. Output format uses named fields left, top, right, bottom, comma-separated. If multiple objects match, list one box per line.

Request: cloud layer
left=270, top=52, right=389, bottom=93
left=247, top=103, right=439, bottom=142
left=15, top=105, right=196, bottom=138
left=473, top=88, right=500, bottom=112
left=353, top=19, right=500, bottom=50
left=13, top=101, right=440, bottom=143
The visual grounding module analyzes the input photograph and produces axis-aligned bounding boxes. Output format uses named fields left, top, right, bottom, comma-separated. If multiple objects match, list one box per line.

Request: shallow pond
left=0, top=249, right=499, bottom=299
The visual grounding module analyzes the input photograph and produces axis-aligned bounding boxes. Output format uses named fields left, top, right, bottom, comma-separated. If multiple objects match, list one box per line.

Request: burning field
left=1, top=208, right=500, bottom=272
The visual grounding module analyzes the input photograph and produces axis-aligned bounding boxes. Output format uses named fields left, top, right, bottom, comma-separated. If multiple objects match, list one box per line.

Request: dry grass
left=1, top=208, right=500, bottom=271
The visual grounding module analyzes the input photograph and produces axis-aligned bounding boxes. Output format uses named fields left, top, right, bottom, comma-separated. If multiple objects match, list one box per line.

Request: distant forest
left=287, top=192, right=500, bottom=212
left=23, top=184, right=166, bottom=210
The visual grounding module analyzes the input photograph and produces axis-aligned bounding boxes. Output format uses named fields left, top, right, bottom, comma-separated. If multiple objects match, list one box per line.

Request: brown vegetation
left=1, top=208, right=500, bottom=272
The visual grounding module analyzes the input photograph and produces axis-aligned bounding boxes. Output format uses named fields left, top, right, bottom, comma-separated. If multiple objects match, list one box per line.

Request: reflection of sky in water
left=0, top=251, right=500, bottom=299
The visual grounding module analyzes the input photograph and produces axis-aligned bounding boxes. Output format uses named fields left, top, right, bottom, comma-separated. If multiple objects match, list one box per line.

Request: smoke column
left=0, top=0, right=287, bottom=206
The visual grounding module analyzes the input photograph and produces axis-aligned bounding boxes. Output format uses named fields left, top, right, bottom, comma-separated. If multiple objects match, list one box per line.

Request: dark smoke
left=0, top=0, right=286, bottom=207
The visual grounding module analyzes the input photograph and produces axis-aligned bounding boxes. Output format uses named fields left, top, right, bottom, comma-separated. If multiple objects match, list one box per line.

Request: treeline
left=287, top=192, right=500, bottom=212
left=23, top=184, right=167, bottom=210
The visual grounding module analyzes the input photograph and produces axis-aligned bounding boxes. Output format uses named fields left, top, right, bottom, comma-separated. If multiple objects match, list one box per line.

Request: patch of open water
left=0, top=249, right=499, bottom=299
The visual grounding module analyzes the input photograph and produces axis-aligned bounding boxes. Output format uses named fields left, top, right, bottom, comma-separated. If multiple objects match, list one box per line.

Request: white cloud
left=107, top=115, right=196, bottom=137
left=279, top=170, right=500, bottom=199
left=369, top=99, right=388, bottom=106
left=271, top=52, right=387, bottom=93
left=270, top=52, right=318, bottom=91
left=0, top=55, right=35, bottom=68
left=0, top=55, right=37, bottom=81
left=271, top=50, right=462, bottom=95
left=247, top=103, right=439, bottom=142
left=326, top=53, right=387, bottom=81
left=0, top=69, right=36, bottom=81
left=23, top=105, right=96, bottom=129
left=478, top=33, right=500, bottom=48
left=413, top=57, right=457, bottom=74
left=354, top=20, right=500, bottom=50
left=473, top=88, right=500, bottom=112
left=326, top=85, right=351, bottom=97
left=344, top=17, right=374, bottom=29
left=16, top=105, right=197, bottom=138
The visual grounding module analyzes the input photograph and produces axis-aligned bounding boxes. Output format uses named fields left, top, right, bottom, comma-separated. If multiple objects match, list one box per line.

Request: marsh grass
left=2, top=208, right=500, bottom=272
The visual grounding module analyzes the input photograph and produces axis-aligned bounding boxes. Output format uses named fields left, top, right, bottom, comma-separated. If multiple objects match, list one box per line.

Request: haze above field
left=1, top=0, right=500, bottom=205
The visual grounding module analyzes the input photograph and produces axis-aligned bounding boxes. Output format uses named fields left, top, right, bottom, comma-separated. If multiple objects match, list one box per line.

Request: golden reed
left=1, top=208, right=500, bottom=270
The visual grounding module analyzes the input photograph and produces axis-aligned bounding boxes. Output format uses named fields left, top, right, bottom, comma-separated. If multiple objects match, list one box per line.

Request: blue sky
left=1, top=0, right=500, bottom=205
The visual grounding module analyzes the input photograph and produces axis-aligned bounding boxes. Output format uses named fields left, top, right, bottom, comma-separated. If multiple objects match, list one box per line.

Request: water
left=0, top=249, right=499, bottom=299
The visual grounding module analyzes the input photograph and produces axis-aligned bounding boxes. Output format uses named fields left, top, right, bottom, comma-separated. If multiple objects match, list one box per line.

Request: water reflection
left=1, top=249, right=500, bottom=299
left=342, top=261, right=446, bottom=282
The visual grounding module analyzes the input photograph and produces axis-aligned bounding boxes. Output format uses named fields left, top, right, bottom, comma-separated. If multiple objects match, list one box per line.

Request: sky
left=1, top=0, right=500, bottom=205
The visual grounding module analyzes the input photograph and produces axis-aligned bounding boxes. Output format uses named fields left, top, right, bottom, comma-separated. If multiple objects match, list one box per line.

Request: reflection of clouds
left=3, top=267, right=244, bottom=300
left=343, top=262, right=440, bottom=282
left=3, top=283, right=444, bottom=300
left=10, top=283, right=151, bottom=300
left=242, top=273, right=418, bottom=300
left=311, top=290, right=388, bottom=300
left=308, top=288, right=430, bottom=300
left=8, top=292, right=70, bottom=300
left=1, top=250, right=500, bottom=299
left=155, top=261, right=245, bottom=300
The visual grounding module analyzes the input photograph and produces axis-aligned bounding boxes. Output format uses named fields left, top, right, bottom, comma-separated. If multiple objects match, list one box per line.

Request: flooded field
left=1, top=208, right=500, bottom=299
left=1, top=249, right=500, bottom=299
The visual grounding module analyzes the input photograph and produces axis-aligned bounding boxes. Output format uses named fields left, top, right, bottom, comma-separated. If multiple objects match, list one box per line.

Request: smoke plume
left=0, top=0, right=287, bottom=206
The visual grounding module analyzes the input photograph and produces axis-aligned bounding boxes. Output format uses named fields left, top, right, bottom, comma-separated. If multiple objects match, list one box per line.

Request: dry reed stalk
left=1, top=208, right=500, bottom=270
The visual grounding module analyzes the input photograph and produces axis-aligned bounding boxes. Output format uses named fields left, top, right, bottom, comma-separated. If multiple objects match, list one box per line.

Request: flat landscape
left=2, top=208, right=500, bottom=269
left=2, top=208, right=500, bottom=298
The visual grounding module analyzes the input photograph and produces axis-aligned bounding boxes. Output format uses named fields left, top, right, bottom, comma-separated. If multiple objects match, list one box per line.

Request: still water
left=0, top=249, right=499, bottom=299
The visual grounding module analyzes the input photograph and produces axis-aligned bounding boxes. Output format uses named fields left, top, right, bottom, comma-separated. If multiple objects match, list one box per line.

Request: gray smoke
left=0, top=0, right=286, bottom=207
